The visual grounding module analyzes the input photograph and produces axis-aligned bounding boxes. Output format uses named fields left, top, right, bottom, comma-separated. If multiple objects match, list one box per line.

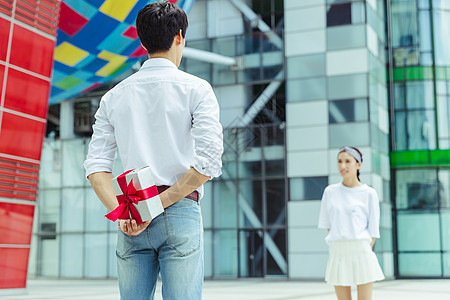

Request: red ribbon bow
left=105, top=169, right=159, bottom=224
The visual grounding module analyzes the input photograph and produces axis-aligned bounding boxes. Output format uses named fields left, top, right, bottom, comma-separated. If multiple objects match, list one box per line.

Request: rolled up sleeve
left=83, top=97, right=117, bottom=178
left=190, top=82, right=223, bottom=178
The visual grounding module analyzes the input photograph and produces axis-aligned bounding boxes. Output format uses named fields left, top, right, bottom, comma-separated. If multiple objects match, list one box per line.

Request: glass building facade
left=388, top=0, right=450, bottom=278
left=28, top=0, right=450, bottom=280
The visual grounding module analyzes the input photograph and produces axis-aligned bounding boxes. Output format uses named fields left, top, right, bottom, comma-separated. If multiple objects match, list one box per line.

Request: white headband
left=339, top=146, right=362, bottom=163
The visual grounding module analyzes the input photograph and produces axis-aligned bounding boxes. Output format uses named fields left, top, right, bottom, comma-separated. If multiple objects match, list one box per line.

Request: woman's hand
left=118, top=219, right=151, bottom=236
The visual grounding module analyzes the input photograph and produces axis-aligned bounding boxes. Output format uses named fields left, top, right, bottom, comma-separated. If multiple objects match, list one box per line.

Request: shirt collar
left=141, top=58, right=178, bottom=70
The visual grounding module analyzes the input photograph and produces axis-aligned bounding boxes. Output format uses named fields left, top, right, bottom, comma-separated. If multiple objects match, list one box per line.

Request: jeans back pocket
left=165, top=199, right=202, bottom=256
left=116, top=230, right=136, bottom=259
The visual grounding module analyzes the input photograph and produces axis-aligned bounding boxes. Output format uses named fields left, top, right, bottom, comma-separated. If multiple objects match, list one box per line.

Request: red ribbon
left=105, top=169, right=159, bottom=224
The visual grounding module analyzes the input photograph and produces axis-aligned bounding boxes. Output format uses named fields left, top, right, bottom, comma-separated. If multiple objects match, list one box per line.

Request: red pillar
left=0, top=0, right=60, bottom=292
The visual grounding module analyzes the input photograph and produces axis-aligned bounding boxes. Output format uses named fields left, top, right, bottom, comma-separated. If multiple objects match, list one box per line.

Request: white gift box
left=111, top=166, right=164, bottom=222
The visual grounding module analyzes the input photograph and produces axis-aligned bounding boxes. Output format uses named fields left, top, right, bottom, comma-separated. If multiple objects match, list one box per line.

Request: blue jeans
left=116, top=198, right=203, bottom=300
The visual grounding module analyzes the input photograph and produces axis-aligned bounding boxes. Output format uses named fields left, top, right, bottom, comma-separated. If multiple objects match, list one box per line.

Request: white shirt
left=84, top=58, right=223, bottom=198
left=318, top=182, right=380, bottom=244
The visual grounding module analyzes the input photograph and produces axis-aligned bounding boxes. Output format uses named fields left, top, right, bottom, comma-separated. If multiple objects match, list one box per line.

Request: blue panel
left=74, top=54, right=97, bottom=69
left=50, top=86, right=65, bottom=97
left=51, top=70, right=67, bottom=83
left=121, top=40, right=142, bottom=56
left=97, top=23, right=135, bottom=53
left=53, top=61, right=77, bottom=74
left=71, top=81, right=96, bottom=94
left=56, top=30, right=71, bottom=46
left=84, top=0, right=105, bottom=8
left=50, top=90, right=78, bottom=105
left=83, top=57, right=108, bottom=73
left=71, top=70, right=95, bottom=80
left=87, top=75, right=105, bottom=82
left=68, top=12, right=120, bottom=53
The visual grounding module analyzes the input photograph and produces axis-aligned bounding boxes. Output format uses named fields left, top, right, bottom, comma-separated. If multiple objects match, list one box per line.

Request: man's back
left=85, top=58, right=222, bottom=194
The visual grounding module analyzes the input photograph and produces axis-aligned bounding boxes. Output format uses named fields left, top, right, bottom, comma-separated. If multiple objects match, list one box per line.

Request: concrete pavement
left=1, top=279, right=449, bottom=300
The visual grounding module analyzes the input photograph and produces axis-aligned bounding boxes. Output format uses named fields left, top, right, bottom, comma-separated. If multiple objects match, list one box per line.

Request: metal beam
left=183, top=47, right=239, bottom=67
left=230, top=0, right=283, bottom=49
left=237, top=71, right=284, bottom=127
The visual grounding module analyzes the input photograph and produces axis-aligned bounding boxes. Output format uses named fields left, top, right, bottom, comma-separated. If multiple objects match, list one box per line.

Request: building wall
left=0, top=0, right=59, bottom=292
left=32, top=0, right=398, bottom=280
left=389, top=0, right=450, bottom=278
left=284, top=0, right=393, bottom=279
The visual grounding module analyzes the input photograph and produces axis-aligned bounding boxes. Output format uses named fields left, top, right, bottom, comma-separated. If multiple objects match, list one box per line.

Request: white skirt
left=325, top=239, right=385, bottom=286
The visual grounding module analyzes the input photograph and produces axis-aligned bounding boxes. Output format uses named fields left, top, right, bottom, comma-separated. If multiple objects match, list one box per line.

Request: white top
left=84, top=58, right=224, bottom=198
left=318, top=182, right=380, bottom=244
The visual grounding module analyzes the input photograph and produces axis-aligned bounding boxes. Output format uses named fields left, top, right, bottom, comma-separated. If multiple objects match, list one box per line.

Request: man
left=84, top=1, right=223, bottom=299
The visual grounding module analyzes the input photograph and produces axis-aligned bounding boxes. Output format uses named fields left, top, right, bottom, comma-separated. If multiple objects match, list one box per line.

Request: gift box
left=105, top=166, right=164, bottom=224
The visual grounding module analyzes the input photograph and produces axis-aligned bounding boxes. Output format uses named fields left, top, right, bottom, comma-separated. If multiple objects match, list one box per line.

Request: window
left=329, top=122, right=370, bottom=148
left=329, top=98, right=369, bottom=123
left=393, top=82, right=436, bottom=151
left=439, top=169, right=450, bottom=208
left=434, top=11, right=450, bottom=65
left=287, top=77, right=326, bottom=102
left=395, top=168, right=450, bottom=278
left=327, top=1, right=365, bottom=27
left=437, top=95, right=450, bottom=149
left=328, top=74, right=368, bottom=100
left=391, top=0, right=418, bottom=48
left=290, top=177, right=328, bottom=201
left=395, top=169, right=439, bottom=209
left=327, top=3, right=352, bottom=27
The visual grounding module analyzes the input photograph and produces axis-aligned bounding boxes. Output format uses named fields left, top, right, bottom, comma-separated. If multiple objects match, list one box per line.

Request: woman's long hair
left=350, top=146, right=363, bottom=182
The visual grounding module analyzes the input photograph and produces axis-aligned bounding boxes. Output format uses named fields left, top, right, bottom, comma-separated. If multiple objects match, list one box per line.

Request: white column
left=60, top=101, right=76, bottom=139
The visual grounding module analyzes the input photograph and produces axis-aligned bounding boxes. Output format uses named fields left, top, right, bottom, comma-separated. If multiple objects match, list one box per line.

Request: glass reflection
left=239, top=230, right=264, bottom=277
left=396, top=169, right=438, bottom=209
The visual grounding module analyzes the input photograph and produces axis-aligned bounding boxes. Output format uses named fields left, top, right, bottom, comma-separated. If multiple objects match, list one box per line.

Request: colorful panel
left=9, top=24, right=56, bottom=77
left=54, top=42, right=89, bottom=67
left=50, top=0, right=195, bottom=104
left=0, top=203, right=34, bottom=244
left=0, top=248, right=30, bottom=289
left=99, top=0, right=140, bottom=22
left=0, top=112, right=46, bottom=161
left=0, top=17, right=10, bottom=62
left=123, top=25, right=138, bottom=39
left=4, top=69, right=50, bottom=119
left=58, top=1, right=89, bottom=37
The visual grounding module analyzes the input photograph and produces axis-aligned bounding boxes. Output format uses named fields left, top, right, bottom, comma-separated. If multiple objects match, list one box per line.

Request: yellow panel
left=99, top=0, right=139, bottom=22
left=96, top=50, right=128, bottom=77
left=53, top=42, right=89, bottom=67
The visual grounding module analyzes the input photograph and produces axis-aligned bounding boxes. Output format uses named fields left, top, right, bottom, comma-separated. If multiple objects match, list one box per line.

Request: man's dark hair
left=136, top=1, right=188, bottom=55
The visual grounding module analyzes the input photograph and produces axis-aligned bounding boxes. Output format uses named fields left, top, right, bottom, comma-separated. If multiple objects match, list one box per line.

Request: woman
left=318, top=146, right=384, bottom=300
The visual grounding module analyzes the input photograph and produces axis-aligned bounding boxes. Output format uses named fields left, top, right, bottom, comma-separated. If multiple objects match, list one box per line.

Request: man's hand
left=118, top=219, right=151, bottom=236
